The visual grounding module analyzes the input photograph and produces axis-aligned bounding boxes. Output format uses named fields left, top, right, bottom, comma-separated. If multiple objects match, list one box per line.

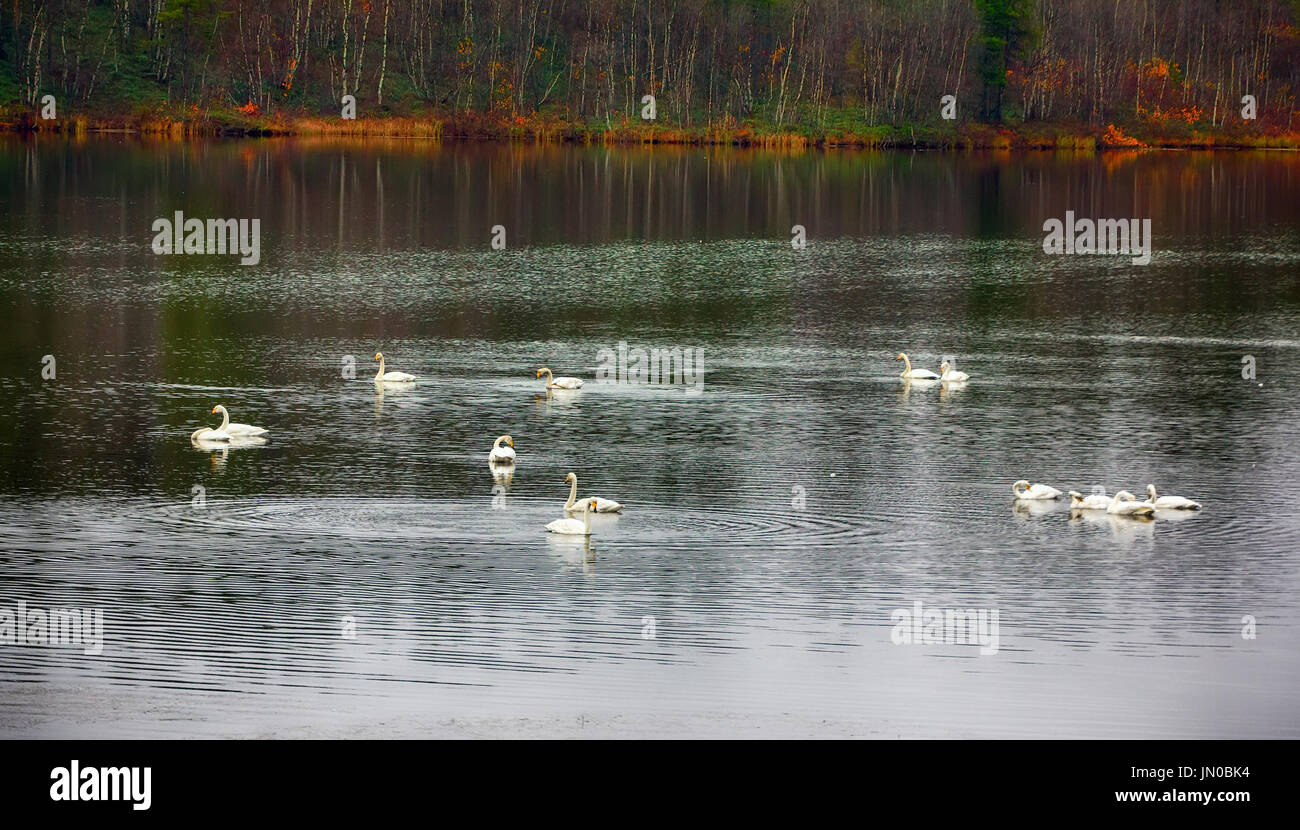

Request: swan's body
left=563, top=472, right=623, bottom=513
left=211, top=404, right=268, bottom=437
left=896, top=353, right=940, bottom=380
left=1069, top=490, right=1111, bottom=510
left=1107, top=490, right=1156, bottom=516
left=191, top=404, right=268, bottom=442
left=536, top=367, right=583, bottom=389
left=546, top=498, right=596, bottom=535
left=939, top=361, right=970, bottom=383
left=1013, top=479, right=1062, bottom=500
left=373, top=352, right=417, bottom=383
left=488, top=435, right=516, bottom=463
left=1145, top=484, right=1201, bottom=510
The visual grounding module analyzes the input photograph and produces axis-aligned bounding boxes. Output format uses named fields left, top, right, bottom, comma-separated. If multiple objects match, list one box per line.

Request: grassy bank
left=3, top=104, right=1297, bottom=150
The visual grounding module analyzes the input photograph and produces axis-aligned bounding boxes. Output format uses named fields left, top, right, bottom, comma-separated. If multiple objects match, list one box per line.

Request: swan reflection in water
left=546, top=533, right=595, bottom=572
left=1069, top=508, right=1157, bottom=544
left=1013, top=498, right=1062, bottom=518
left=535, top=387, right=582, bottom=409
left=373, top=381, right=416, bottom=419
left=939, top=379, right=968, bottom=401
left=191, top=434, right=268, bottom=472
left=489, top=460, right=515, bottom=486
left=896, top=376, right=939, bottom=403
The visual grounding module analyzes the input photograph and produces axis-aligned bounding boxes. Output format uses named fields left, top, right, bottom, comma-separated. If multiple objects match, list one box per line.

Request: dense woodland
left=2, top=0, right=1298, bottom=143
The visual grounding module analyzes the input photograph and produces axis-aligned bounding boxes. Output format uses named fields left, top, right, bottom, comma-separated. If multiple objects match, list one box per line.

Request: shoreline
left=3, top=110, right=1297, bottom=151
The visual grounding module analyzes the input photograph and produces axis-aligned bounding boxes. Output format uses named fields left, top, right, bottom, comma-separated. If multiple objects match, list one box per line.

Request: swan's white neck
left=900, top=355, right=912, bottom=376
left=541, top=369, right=553, bottom=388
left=565, top=476, right=578, bottom=510
left=374, top=355, right=385, bottom=381
left=215, top=407, right=229, bottom=430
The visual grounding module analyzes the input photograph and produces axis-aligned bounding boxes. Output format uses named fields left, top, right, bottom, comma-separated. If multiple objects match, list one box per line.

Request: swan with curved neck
left=939, top=361, right=970, bottom=382
left=489, top=434, right=516, bottom=463
left=190, top=405, right=237, bottom=442
left=546, top=498, right=597, bottom=535
left=1013, top=479, right=1062, bottom=500
left=1107, top=490, right=1155, bottom=516
left=374, top=352, right=417, bottom=383
left=211, top=404, right=268, bottom=437
left=190, top=415, right=230, bottom=443
left=536, top=367, right=583, bottom=389
left=564, top=472, right=623, bottom=513
left=896, top=353, right=940, bottom=380
left=1145, top=484, right=1201, bottom=510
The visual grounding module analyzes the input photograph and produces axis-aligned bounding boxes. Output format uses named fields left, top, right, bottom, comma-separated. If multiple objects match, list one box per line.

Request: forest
left=2, top=0, right=1298, bottom=146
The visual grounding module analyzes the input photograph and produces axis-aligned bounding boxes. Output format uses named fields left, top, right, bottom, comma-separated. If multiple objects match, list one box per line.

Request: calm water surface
left=1, top=137, right=1298, bottom=737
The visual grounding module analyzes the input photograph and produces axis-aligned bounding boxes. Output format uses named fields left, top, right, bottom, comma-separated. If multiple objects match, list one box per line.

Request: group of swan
left=202, top=350, right=1217, bottom=543
left=375, top=355, right=582, bottom=392
left=193, top=350, right=417, bottom=443
left=545, top=474, right=623, bottom=535
left=565, top=471, right=623, bottom=514
left=193, top=352, right=561, bottom=445
left=1014, top=480, right=1202, bottom=517
left=896, top=353, right=969, bottom=383
left=485, top=436, right=623, bottom=534
left=190, top=405, right=269, bottom=444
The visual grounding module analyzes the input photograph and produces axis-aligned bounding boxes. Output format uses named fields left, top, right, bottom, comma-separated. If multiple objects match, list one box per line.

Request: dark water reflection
left=0, top=136, right=1297, bottom=737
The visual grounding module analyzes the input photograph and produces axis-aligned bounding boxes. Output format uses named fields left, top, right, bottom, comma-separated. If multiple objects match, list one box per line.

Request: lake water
left=1, top=136, right=1298, bottom=737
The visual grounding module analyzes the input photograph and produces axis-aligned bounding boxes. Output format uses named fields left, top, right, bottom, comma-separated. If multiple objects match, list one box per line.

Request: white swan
left=1013, top=479, right=1062, bottom=500
left=188, top=426, right=228, bottom=444
left=939, top=361, right=970, bottom=382
left=564, top=472, right=623, bottom=513
left=536, top=367, right=583, bottom=389
left=1068, top=489, right=1111, bottom=510
left=488, top=434, right=516, bottom=463
left=191, top=406, right=234, bottom=442
left=896, top=353, right=940, bottom=379
left=1145, top=484, right=1201, bottom=510
left=1107, top=490, right=1156, bottom=517
left=211, top=404, right=268, bottom=437
left=546, top=498, right=596, bottom=535
left=374, top=352, right=417, bottom=383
